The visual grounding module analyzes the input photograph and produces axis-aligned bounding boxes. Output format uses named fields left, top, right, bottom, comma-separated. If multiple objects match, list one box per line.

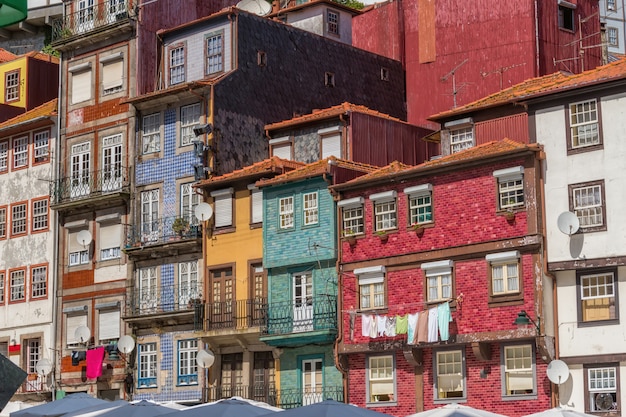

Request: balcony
left=260, top=295, right=337, bottom=347
left=123, top=287, right=204, bottom=331
left=50, top=167, right=130, bottom=212
left=205, top=299, right=267, bottom=330
left=124, top=216, right=202, bottom=260
left=12, top=374, right=53, bottom=401
left=203, top=385, right=343, bottom=409
left=51, top=0, right=134, bottom=50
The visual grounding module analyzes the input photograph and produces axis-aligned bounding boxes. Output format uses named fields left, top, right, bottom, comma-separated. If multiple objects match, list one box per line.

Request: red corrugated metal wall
left=475, top=113, right=529, bottom=145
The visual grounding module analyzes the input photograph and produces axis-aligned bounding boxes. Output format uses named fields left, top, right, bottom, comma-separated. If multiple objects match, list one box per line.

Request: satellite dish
left=117, top=335, right=135, bottom=354
left=546, top=359, right=570, bottom=385
left=236, top=0, right=272, bottom=16
left=194, top=202, right=213, bottom=222
left=76, top=229, right=93, bottom=246
left=35, top=358, right=53, bottom=376
left=196, top=349, right=215, bottom=369
left=557, top=211, right=580, bottom=235
left=74, top=325, right=91, bottom=344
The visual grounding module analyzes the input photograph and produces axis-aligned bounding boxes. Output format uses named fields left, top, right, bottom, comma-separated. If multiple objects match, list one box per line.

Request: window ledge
left=213, top=226, right=235, bottom=235
left=577, top=319, right=620, bottom=328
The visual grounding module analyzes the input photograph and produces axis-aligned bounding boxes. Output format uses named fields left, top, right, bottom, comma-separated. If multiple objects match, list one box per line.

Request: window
left=368, top=355, right=395, bottom=403
left=178, top=261, right=199, bottom=306
left=141, top=189, right=159, bottom=242
left=100, top=247, right=120, bottom=260
left=180, top=103, right=201, bottom=147
left=11, top=203, right=27, bottom=236
left=31, top=265, right=47, bottom=299
left=405, top=184, right=433, bottom=226
left=279, top=196, right=294, bottom=229
left=181, top=182, right=200, bottom=223
left=607, top=0, right=616, bottom=10
left=13, top=136, right=28, bottom=169
left=422, top=260, right=453, bottom=303
left=77, top=0, right=95, bottom=32
left=326, top=9, right=339, bottom=36
left=503, top=344, right=535, bottom=396
left=102, top=134, right=122, bottom=192
left=0, top=271, right=4, bottom=304
left=355, top=266, right=386, bottom=310
left=487, top=251, right=520, bottom=298
left=0, top=206, right=6, bottom=239
left=319, top=127, right=342, bottom=159
left=303, top=192, right=318, bottom=226
left=210, top=188, right=234, bottom=228
left=70, top=142, right=91, bottom=198
left=142, top=113, right=161, bottom=154
left=608, top=27, right=619, bottom=47
left=586, top=365, right=619, bottom=412
left=5, top=70, right=19, bottom=102
left=571, top=181, right=605, bottom=230
left=270, top=139, right=292, bottom=160
left=32, top=198, right=48, bottom=232
left=339, top=197, right=364, bottom=236
left=325, top=72, right=335, bottom=87
left=178, top=339, right=198, bottom=385
left=0, top=140, right=7, bottom=172
left=570, top=99, right=600, bottom=149
left=206, top=32, right=223, bottom=74
left=33, top=131, right=50, bottom=164
left=101, top=55, right=123, bottom=95
left=138, top=343, right=158, bottom=387
left=25, top=338, right=41, bottom=374
left=257, top=51, right=267, bottom=67
left=494, top=166, right=524, bottom=210
left=10, top=268, right=25, bottom=302
left=170, top=45, right=185, bottom=85
left=98, top=308, right=120, bottom=344
left=0, top=340, right=6, bottom=356
left=108, top=0, right=126, bottom=17
left=381, top=67, right=389, bottom=81
left=559, top=5, right=575, bottom=31
left=66, top=311, right=88, bottom=347
left=435, top=350, right=465, bottom=400
left=578, top=269, right=617, bottom=323
left=370, top=191, right=397, bottom=232
left=450, top=127, right=473, bottom=154
left=138, top=266, right=158, bottom=312
left=70, top=67, right=92, bottom=104
left=249, top=185, right=263, bottom=224
left=69, top=249, right=90, bottom=266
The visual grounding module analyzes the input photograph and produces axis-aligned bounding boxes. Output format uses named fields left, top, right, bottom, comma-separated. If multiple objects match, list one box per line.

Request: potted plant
left=411, top=222, right=425, bottom=236
left=505, top=208, right=515, bottom=221
left=172, top=217, right=190, bottom=237
left=343, top=228, right=358, bottom=245
left=375, top=230, right=389, bottom=242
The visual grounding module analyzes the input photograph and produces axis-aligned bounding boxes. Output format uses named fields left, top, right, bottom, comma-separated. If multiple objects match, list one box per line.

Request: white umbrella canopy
left=160, top=396, right=283, bottom=417
left=59, top=401, right=127, bottom=417
left=405, top=403, right=509, bottom=417
left=522, top=408, right=598, bottom=417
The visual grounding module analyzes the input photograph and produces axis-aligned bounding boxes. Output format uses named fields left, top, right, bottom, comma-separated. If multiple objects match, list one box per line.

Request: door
left=140, top=190, right=159, bottom=242
left=253, top=351, right=275, bottom=404
left=210, top=268, right=234, bottom=328
left=220, top=353, right=243, bottom=399
left=139, top=267, right=157, bottom=313
left=293, top=273, right=313, bottom=332
left=77, top=0, right=95, bottom=33
left=302, top=359, right=322, bottom=405
left=181, top=182, right=200, bottom=224
left=102, top=135, right=122, bottom=192
left=70, top=142, right=90, bottom=198
left=250, top=263, right=266, bottom=326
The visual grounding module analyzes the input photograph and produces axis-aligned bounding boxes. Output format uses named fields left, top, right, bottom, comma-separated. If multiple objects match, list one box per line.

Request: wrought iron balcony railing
left=203, top=385, right=343, bottom=409
left=126, top=287, right=204, bottom=324
left=125, top=216, right=201, bottom=248
left=205, top=385, right=277, bottom=404
left=50, top=166, right=130, bottom=206
left=21, top=375, right=47, bottom=393
left=274, top=386, right=344, bottom=409
left=262, top=295, right=337, bottom=336
left=204, top=298, right=267, bottom=331
left=51, top=0, right=133, bottom=43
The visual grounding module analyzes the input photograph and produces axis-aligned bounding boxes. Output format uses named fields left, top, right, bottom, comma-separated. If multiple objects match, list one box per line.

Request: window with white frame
left=607, top=0, right=616, bottom=10
left=178, top=339, right=198, bottom=385
left=10, top=269, right=25, bottom=302
left=405, top=184, right=433, bottom=226
left=587, top=365, right=619, bottom=412
left=101, top=54, right=123, bottom=95
left=178, top=261, right=199, bottom=306
left=279, top=196, right=294, bottom=229
left=70, top=66, right=92, bottom=104
left=34, top=131, right=50, bottom=163
left=102, top=134, right=122, bottom=192
left=181, top=182, right=200, bottom=224
left=13, top=136, right=28, bottom=169
left=0, top=207, right=5, bottom=238
left=69, top=228, right=90, bottom=266
left=138, top=266, right=158, bottom=312
left=578, top=269, right=617, bottom=323
left=608, top=27, right=619, bottom=47
left=249, top=185, right=263, bottom=224
left=487, top=251, right=520, bottom=296
left=570, top=99, right=600, bottom=149
left=206, top=32, right=223, bottom=74
left=370, top=191, right=397, bottom=232
left=503, top=344, right=535, bottom=396
left=422, top=260, right=453, bottom=303
left=320, top=127, right=341, bottom=158
left=493, top=166, right=524, bottom=210
left=339, top=197, right=364, bottom=236
left=571, top=181, right=604, bottom=229
left=141, top=189, right=159, bottom=242
left=98, top=307, right=120, bottom=344
left=32, top=199, right=48, bottom=232
left=435, top=349, right=465, bottom=400
left=31, top=265, right=47, bottom=299
left=355, top=266, right=386, bottom=310
left=303, top=192, right=318, bottom=226
left=66, top=310, right=88, bottom=347
left=11, top=203, right=26, bottom=236
left=142, top=113, right=161, bottom=154
left=326, top=9, right=340, bottom=36
left=270, top=137, right=292, bottom=160
left=98, top=217, right=122, bottom=261
left=450, top=127, right=473, bottom=154
left=211, top=188, right=234, bottom=228
left=368, top=355, right=395, bottom=403
left=138, top=342, right=158, bottom=388
left=25, top=338, right=40, bottom=374
left=0, top=140, right=7, bottom=172
left=180, top=103, right=201, bottom=147
left=170, top=45, right=185, bottom=85
left=0, top=271, right=4, bottom=303
left=5, top=70, right=19, bottom=102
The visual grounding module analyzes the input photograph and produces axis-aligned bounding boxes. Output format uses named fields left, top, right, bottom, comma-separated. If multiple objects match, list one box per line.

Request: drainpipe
left=534, top=0, right=540, bottom=76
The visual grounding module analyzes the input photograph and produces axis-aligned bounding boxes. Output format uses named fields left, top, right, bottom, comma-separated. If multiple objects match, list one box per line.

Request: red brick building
left=330, top=140, right=554, bottom=416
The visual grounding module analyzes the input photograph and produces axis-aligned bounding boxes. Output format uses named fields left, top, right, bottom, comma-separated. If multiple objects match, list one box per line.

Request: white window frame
left=367, top=354, right=396, bottom=404
left=11, top=203, right=27, bottom=235
left=486, top=251, right=520, bottom=296
left=502, top=344, right=536, bottom=397
left=70, top=66, right=92, bottom=104
left=178, top=339, right=198, bottom=386
left=170, top=45, right=185, bottom=85
left=69, top=249, right=90, bottom=266
left=493, top=166, right=524, bottom=210
left=570, top=99, right=600, bottom=149
left=101, top=54, right=124, bottom=95
left=405, top=184, right=433, bottom=226
left=607, top=27, right=619, bottom=47
left=10, top=269, right=25, bottom=301
left=0, top=207, right=5, bottom=238
left=270, top=137, right=292, bottom=160
left=587, top=366, right=619, bottom=412
left=573, top=183, right=604, bottom=228
left=181, top=182, right=200, bottom=223
left=140, top=189, right=159, bottom=242
left=339, top=197, right=364, bottom=236
left=303, top=192, right=318, bottom=226
left=279, top=196, right=294, bottom=229
left=422, top=260, right=453, bottom=303
left=580, top=271, right=616, bottom=322
left=138, top=342, right=158, bottom=388
left=13, top=136, right=28, bottom=169
left=434, top=349, right=466, bottom=401
left=370, top=191, right=397, bottom=232
left=178, top=261, right=199, bottom=306
left=607, top=0, right=616, bottom=10
left=97, top=307, right=120, bottom=344
left=249, top=184, right=263, bottom=224
left=34, top=131, right=50, bottom=163
left=206, top=31, right=224, bottom=75
left=31, top=265, right=47, bottom=298
left=210, top=188, right=234, bottom=228
left=32, top=199, right=49, bottom=232
left=100, top=247, right=121, bottom=260
left=355, top=266, right=386, bottom=310
left=180, top=103, right=201, bottom=147
left=5, top=70, right=19, bottom=102
left=142, top=113, right=161, bottom=154
left=0, top=140, right=7, bottom=172
left=450, top=126, right=474, bottom=154
left=0, top=271, right=4, bottom=303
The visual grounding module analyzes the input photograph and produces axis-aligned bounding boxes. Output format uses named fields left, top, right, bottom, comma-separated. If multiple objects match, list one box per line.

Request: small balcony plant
left=411, top=222, right=425, bottom=236
left=375, top=229, right=389, bottom=242
left=342, top=228, right=358, bottom=245
left=172, top=217, right=190, bottom=237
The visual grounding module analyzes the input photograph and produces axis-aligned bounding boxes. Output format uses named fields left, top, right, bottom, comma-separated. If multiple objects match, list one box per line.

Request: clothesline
left=342, top=297, right=457, bottom=314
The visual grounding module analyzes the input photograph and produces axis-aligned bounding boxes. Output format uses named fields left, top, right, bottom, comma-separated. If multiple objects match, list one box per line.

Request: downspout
left=534, top=0, right=541, bottom=76
left=339, top=113, right=349, bottom=160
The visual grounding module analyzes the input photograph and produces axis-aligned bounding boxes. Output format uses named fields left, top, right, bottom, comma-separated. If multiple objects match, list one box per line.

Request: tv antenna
left=441, top=59, right=468, bottom=108
left=480, top=62, right=526, bottom=90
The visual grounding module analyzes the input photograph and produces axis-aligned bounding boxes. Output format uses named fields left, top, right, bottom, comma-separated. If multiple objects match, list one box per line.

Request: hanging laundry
left=416, top=310, right=429, bottom=343
left=86, top=347, right=105, bottom=379
left=407, top=312, right=419, bottom=344
left=427, top=307, right=439, bottom=342
left=385, top=316, right=396, bottom=337
left=362, top=314, right=373, bottom=338
left=395, top=314, right=408, bottom=335
left=370, top=314, right=378, bottom=338
left=438, top=302, right=453, bottom=341
left=71, top=350, right=86, bottom=366
left=376, top=315, right=387, bottom=337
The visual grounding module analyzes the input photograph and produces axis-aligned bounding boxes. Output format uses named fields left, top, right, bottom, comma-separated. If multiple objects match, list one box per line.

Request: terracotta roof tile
left=265, top=101, right=407, bottom=131
left=430, top=58, right=626, bottom=120
left=0, top=48, right=16, bottom=63
left=0, top=99, right=57, bottom=130
left=23, top=51, right=59, bottom=64
left=256, top=156, right=379, bottom=187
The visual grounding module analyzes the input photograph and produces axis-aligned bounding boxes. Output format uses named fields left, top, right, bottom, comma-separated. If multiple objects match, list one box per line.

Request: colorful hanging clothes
left=407, top=312, right=419, bottom=344
left=395, top=314, right=408, bottom=335
left=437, top=302, right=453, bottom=341
left=416, top=310, right=429, bottom=343
left=86, top=347, right=105, bottom=379
left=427, top=307, right=439, bottom=342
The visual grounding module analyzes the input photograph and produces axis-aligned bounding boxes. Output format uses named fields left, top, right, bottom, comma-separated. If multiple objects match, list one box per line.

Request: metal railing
left=21, top=375, right=46, bottom=393
left=274, top=386, right=344, bottom=409
left=203, top=385, right=343, bottom=408
left=50, top=166, right=130, bottom=205
left=262, top=295, right=337, bottom=336
left=205, top=298, right=267, bottom=331
left=205, top=385, right=277, bottom=404
left=125, top=216, right=201, bottom=248
left=126, top=287, right=204, bottom=321
left=51, top=0, right=132, bottom=43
